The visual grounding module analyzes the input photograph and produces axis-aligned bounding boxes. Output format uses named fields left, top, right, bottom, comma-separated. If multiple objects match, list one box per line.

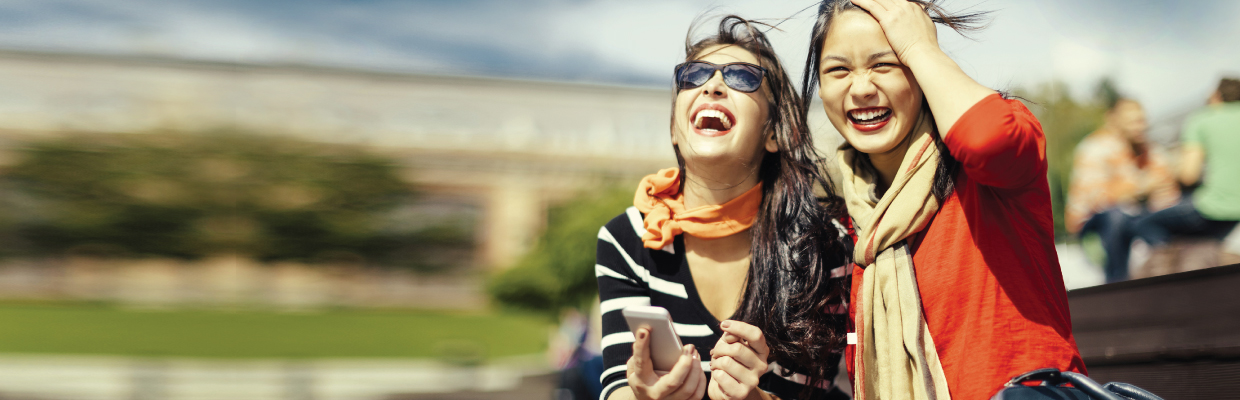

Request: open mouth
left=847, top=107, right=892, bottom=132
left=691, top=104, right=736, bottom=137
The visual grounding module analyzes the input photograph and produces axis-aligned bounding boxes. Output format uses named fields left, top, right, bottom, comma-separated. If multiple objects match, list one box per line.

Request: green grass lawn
left=0, top=302, right=551, bottom=360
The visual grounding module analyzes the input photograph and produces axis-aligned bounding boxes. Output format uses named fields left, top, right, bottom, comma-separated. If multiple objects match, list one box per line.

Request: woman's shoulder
left=946, top=93, right=1037, bottom=131
left=599, top=206, right=648, bottom=247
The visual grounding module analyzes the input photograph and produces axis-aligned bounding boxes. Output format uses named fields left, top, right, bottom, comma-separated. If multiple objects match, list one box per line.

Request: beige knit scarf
left=837, top=112, right=951, bottom=400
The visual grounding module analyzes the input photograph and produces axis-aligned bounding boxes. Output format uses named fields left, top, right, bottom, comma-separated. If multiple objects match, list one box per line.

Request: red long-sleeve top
left=845, top=93, right=1087, bottom=399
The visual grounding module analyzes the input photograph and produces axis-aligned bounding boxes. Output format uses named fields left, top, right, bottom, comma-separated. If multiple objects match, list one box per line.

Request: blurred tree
left=1014, top=79, right=1112, bottom=240
left=0, top=131, right=468, bottom=270
left=488, top=184, right=633, bottom=315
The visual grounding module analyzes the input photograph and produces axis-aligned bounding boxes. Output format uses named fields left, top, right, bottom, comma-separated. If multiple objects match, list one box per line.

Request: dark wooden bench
left=1068, top=263, right=1240, bottom=399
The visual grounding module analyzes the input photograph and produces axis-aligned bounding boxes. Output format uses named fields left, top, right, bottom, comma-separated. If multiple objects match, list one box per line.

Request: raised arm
left=850, top=0, right=996, bottom=137
left=854, top=0, right=1046, bottom=188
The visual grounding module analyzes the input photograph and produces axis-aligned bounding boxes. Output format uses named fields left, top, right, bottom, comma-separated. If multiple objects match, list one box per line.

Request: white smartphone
left=622, top=305, right=685, bottom=373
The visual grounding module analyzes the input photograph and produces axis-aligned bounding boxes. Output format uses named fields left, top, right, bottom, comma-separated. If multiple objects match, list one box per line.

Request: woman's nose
left=700, top=71, right=728, bottom=97
left=849, top=73, right=878, bottom=100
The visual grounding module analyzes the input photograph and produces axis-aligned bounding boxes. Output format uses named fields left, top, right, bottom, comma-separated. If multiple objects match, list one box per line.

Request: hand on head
left=708, top=320, right=770, bottom=400
left=626, top=327, right=707, bottom=400
left=850, top=0, right=940, bottom=64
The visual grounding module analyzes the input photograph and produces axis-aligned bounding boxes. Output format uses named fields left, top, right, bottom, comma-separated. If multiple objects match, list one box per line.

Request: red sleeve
left=941, top=93, right=1048, bottom=189
left=844, top=217, right=858, bottom=383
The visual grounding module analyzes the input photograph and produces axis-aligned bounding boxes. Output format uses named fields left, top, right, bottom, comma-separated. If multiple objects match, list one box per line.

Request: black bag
left=990, top=368, right=1164, bottom=400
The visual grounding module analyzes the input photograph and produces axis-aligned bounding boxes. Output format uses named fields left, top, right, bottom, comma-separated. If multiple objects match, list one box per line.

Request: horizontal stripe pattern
left=595, top=264, right=633, bottom=283
left=596, top=210, right=850, bottom=400
left=601, top=332, right=635, bottom=350
left=598, top=226, right=687, bottom=298
left=599, top=296, right=651, bottom=315
left=600, top=365, right=626, bottom=384
left=625, top=206, right=646, bottom=237
left=673, top=323, right=714, bottom=337
left=600, top=379, right=628, bottom=400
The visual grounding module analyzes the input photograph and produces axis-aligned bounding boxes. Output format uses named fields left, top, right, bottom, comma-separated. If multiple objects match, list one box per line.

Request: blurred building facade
left=0, top=49, right=848, bottom=309
left=0, top=49, right=684, bottom=269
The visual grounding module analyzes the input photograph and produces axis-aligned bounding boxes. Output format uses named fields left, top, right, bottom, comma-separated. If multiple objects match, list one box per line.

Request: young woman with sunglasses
left=801, top=1, right=1086, bottom=399
left=596, top=16, right=852, bottom=400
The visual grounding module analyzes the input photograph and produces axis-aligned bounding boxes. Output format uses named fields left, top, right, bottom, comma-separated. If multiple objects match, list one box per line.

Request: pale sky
left=0, top=0, right=1236, bottom=121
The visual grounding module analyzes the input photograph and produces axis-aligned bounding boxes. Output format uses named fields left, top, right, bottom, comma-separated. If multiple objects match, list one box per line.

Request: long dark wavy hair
left=801, top=0, right=990, bottom=201
left=672, top=15, right=851, bottom=392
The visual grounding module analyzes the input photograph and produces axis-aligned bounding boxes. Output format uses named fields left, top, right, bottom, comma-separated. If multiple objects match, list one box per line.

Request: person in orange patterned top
left=1066, top=98, right=1181, bottom=283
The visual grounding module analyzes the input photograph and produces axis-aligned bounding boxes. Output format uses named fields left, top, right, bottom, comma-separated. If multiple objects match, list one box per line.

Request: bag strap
left=1060, top=372, right=1126, bottom=400
left=1003, top=368, right=1063, bottom=387
left=1003, top=369, right=1125, bottom=400
left=1103, top=382, right=1165, bottom=400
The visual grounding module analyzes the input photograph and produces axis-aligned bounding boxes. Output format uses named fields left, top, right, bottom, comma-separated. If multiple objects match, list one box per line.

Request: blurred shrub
left=488, top=184, right=633, bottom=315
left=0, top=131, right=465, bottom=269
left=1015, top=79, right=1114, bottom=240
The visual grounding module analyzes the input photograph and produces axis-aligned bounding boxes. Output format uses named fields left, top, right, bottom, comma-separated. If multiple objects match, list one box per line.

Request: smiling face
left=673, top=45, right=777, bottom=173
left=816, top=9, right=924, bottom=157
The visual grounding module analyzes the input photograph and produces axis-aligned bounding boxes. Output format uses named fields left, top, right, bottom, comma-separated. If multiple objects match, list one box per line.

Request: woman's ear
left=765, top=130, right=779, bottom=153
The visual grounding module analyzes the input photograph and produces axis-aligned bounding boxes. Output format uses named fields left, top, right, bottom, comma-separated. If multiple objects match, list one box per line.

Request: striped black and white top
left=595, top=206, right=853, bottom=400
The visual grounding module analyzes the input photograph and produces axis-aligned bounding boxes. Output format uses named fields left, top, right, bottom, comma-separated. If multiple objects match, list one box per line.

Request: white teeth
left=849, top=108, right=890, bottom=122
left=693, top=109, right=732, bottom=130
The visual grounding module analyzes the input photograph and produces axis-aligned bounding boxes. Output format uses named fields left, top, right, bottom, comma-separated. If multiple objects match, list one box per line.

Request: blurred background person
left=1132, top=78, right=1240, bottom=277
left=1066, top=98, right=1181, bottom=283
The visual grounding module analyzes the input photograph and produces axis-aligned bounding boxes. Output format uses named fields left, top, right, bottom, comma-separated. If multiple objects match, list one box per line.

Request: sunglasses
left=674, top=61, right=767, bottom=93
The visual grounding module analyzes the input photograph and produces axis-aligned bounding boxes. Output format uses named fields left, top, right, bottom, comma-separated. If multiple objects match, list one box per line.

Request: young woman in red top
left=801, top=1, right=1086, bottom=399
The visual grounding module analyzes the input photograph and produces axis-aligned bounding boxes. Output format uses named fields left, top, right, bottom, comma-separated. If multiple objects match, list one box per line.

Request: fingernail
left=638, top=331, right=646, bottom=340
left=721, top=320, right=731, bottom=328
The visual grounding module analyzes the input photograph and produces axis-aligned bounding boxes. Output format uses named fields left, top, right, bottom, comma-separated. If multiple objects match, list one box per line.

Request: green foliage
left=1014, top=80, right=1111, bottom=240
left=0, top=131, right=459, bottom=268
left=487, top=184, right=634, bottom=315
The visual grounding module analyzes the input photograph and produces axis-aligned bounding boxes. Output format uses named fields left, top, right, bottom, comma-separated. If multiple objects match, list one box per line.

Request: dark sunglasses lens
left=723, top=65, right=763, bottom=92
left=677, top=62, right=714, bottom=89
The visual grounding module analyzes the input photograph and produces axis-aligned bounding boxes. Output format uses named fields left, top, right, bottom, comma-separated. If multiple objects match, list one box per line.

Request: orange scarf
left=633, top=168, right=763, bottom=250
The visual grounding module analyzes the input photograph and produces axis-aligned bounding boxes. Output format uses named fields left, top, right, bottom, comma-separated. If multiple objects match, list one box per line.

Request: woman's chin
left=844, top=134, right=902, bottom=155
left=681, top=150, right=757, bottom=170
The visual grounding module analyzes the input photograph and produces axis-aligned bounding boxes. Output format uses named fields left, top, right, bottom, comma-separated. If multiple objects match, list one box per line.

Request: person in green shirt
left=1134, top=78, right=1240, bottom=270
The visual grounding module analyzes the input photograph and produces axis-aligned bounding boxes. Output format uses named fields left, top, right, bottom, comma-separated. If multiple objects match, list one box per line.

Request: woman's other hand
left=708, top=320, right=771, bottom=400
left=625, top=327, right=707, bottom=400
left=850, top=0, right=939, bottom=64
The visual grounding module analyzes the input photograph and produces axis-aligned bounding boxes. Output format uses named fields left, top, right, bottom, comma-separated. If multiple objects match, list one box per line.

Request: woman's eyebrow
left=868, top=51, right=895, bottom=62
left=822, top=50, right=896, bottom=65
left=821, top=54, right=849, bottom=64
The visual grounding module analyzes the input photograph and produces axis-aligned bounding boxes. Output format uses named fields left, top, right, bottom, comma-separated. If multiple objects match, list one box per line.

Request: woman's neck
left=681, top=164, right=762, bottom=209
left=868, top=137, right=913, bottom=193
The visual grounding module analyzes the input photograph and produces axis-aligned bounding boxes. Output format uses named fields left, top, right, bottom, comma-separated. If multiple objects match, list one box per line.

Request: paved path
left=0, top=354, right=550, bottom=400
left=0, top=247, right=1109, bottom=400
left=1057, top=243, right=1105, bottom=290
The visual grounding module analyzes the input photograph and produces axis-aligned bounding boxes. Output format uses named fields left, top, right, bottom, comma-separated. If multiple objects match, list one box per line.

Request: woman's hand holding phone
left=625, top=327, right=707, bottom=400
left=708, top=320, right=770, bottom=400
